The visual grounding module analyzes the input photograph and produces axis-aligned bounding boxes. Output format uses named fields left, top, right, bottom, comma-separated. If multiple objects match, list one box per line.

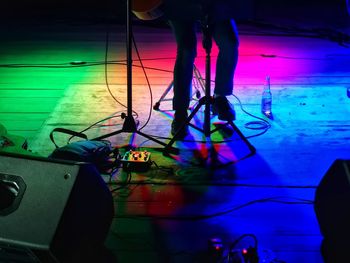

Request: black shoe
left=212, top=96, right=236, bottom=121
left=171, top=111, right=189, bottom=139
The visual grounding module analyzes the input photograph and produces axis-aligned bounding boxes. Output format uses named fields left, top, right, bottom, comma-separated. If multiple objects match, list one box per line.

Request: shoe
left=212, top=96, right=236, bottom=121
left=171, top=111, right=189, bottom=139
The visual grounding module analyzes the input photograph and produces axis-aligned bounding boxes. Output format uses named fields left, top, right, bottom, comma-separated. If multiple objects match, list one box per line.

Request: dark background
left=1, top=0, right=349, bottom=27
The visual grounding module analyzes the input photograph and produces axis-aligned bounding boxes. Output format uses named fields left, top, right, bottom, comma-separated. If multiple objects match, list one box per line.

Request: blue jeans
left=169, top=19, right=239, bottom=112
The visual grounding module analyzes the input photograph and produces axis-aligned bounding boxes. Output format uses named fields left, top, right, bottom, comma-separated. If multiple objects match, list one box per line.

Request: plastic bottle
left=261, top=76, right=272, bottom=117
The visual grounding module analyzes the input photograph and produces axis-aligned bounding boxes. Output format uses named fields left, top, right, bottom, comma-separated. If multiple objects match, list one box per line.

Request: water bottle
left=261, top=76, right=272, bottom=117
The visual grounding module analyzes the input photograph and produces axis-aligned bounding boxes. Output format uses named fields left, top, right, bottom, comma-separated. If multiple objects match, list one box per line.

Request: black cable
left=0, top=49, right=333, bottom=69
left=33, top=61, right=269, bottom=149
left=8, top=24, right=321, bottom=147
left=112, top=180, right=141, bottom=198
left=151, top=160, right=174, bottom=175
left=0, top=61, right=119, bottom=68
left=110, top=169, right=132, bottom=193
left=104, top=27, right=128, bottom=109
left=0, top=51, right=334, bottom=69
left=113, top=196, right=314, bottom=221
left=66, top=113, right=124, bottom=143
left=65, top=26, right=147, bottom=143
left=229, top=234, right=258, bottom=251
left=109, top=180, right=317, bottom=189
left=141, top=92, right=271, bottom=143
left=227, top=234, right=259, bottom=263
left=131, top=34, right=154, bottom=131
left=231, top=94, right=271, bottom=139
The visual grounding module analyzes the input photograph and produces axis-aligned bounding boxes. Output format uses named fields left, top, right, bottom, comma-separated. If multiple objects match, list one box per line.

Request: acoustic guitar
left=132, top=0, right=163, bottom=20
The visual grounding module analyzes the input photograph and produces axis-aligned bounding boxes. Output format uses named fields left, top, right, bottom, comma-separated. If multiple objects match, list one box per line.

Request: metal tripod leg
left=153, top=81, right=174, bottom=111
left=153, top=65, right=206, bottom=111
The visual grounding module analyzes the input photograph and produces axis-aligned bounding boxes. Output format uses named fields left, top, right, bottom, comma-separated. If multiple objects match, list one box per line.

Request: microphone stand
left=92, top=0, right=178, bottom=155
left=164, top=15, right=255, bottom=157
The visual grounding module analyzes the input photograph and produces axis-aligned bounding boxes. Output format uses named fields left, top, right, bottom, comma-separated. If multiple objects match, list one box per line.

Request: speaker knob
left=0, top=181, right=19, bottom=210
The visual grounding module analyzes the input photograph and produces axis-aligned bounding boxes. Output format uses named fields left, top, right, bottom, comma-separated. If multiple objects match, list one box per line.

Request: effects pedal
left=121, top=150, right=151, bottom=172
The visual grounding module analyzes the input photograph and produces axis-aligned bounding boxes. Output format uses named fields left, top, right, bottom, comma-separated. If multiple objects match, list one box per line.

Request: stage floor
left=1, top=15, right=350, bottom=262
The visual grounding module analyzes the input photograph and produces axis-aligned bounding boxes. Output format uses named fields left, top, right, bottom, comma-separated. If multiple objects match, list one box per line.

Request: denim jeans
left=169, top=19, right=239, bottom=112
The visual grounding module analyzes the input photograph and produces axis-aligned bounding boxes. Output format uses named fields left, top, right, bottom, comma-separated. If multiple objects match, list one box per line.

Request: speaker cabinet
left=314, top=159, right=350, bottom=263
left=0, top=152, right=114, bottom=263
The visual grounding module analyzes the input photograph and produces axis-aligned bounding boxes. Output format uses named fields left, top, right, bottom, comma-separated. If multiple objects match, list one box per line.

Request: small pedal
left=121, top=150, right=151, bottom=172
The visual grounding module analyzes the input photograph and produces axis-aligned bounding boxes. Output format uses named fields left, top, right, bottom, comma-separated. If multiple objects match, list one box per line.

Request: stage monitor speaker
left=314, top=159, right=350, bottom=263
left=0, top=152, right=114, bottom=263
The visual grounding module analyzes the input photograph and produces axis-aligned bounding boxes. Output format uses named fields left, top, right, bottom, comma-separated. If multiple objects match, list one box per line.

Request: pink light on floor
left=234, top=35, right=328, bottom=85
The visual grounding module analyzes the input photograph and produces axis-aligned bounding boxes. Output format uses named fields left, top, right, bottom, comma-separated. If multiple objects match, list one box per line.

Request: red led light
left=242, top=248, right=248, bottom=254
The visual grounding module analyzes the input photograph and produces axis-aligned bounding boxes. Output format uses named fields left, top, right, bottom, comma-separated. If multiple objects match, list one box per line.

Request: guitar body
left=132, top=0, right=163, bottom=20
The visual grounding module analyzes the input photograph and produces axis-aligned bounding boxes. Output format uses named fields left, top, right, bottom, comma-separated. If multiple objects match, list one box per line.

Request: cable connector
left=242, top=246, right=259, bottom=263
left=208, top=238, right=224, bottom=262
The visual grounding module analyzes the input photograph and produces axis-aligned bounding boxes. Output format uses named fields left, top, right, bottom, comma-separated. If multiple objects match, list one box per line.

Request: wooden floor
left=1, top=12, right=350, bottom=263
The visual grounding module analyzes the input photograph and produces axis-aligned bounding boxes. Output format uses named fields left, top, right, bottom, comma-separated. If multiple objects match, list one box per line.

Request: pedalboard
left=121, top=150, right=151, bottom=172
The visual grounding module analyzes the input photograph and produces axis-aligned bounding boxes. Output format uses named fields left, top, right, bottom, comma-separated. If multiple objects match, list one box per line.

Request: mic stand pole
left=92, top=0, right=178, bottom=155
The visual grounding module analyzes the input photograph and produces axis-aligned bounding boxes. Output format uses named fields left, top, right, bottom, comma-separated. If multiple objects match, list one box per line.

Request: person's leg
left=169, top=20, right=197, bottom=114
left=211, top=19, right=239, bottom=121
left=169, top=20, right=197, bottom=136
left=212, top=19, right=239, bottom=96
